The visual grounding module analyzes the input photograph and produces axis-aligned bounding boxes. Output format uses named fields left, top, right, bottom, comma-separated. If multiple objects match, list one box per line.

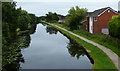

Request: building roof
left=87, top=7, right=118, bottom=17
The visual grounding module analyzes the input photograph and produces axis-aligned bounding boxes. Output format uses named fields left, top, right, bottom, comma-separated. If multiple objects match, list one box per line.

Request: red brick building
left=82, top=7, right=119, bottom=34
left=58, top=17, right=66, bottom=24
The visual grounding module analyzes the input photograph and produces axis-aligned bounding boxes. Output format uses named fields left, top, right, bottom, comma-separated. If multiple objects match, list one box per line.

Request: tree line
left=40, top=12, right=65, bottom=23
left=41, top=6, right=120, bottom=39
left=2, top=2, right=39, bottom=44
left=2, top=2, right=39, bottom=68
left=41, top=6, right=87, bottom=30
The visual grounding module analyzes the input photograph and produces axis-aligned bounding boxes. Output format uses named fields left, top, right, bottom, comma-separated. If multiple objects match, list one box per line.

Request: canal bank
left=42, top=21, right=118, bottom=70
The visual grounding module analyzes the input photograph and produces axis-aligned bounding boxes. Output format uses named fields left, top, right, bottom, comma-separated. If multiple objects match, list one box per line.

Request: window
left=94, top=17, right=97, bottom=21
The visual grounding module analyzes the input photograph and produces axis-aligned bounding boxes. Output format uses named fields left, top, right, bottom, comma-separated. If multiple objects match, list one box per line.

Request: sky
left=15, top=0, right=119, bottom=2
left=16, top=0, right=120, bottom=17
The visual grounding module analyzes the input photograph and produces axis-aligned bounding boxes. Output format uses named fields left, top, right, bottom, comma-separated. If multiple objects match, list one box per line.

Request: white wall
left=89, top=17, right=93, bottom=34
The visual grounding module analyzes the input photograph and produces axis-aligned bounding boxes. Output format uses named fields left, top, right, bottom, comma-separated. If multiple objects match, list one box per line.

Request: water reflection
left=45, top=24, right=94, bottom=64
left=67, top=39, right=86, bottom=59
left=2, top=35, right=31, bottom=71
left=29, top=24, right=37, bottom=34
left=2, top=58, right=24, bottom=71
left=3, top=23, right=94, bottom=70
left=46, top=26, right=58, bottom=34
left=2, top=22, right=37, bottom=71
left=66, top=39, right=94, bottom=64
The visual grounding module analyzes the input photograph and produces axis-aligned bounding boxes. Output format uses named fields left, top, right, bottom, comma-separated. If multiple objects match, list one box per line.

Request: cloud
left=16, top=2, right=118, bottom=16
left=14, top=0, right=119, bottom=2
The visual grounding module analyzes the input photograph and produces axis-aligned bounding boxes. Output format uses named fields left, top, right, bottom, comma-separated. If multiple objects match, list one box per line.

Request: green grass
left=68, top=33, right=116, bottom=69
left=71, top=30, right=120, bottom=56
left=43, top=21, right=117, bottom=69
left=45, top=21, right=120, bottom=57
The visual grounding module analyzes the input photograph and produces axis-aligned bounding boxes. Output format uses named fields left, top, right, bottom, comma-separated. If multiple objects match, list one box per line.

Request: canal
left=20, top=23, right=93, bottom=69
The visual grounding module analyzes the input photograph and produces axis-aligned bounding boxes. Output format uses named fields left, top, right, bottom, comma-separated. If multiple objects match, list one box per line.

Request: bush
left=109, top=15, right=120, bottom=38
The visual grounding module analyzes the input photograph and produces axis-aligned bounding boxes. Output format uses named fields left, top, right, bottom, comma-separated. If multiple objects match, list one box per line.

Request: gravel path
left=52, top=24, right=119, bottom=70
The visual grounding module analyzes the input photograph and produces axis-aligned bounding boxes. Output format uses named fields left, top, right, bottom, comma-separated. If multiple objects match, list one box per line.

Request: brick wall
left=93, top=9, right=119, bottom=34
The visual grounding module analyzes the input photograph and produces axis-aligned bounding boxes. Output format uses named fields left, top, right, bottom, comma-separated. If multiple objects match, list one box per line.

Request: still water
left=20, top=23, right=93, bottom=69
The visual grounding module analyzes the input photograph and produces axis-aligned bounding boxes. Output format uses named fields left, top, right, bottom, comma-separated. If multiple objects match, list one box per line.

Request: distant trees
left=39, top=12, right=66, bottom=23
left=67, top=6, right=87, bottom=30
left=39, top=16, right=46, bottom=21
left=109, top=15, right=120, bottom=38
left=45, top=12, right=59, bottom=22
left=40, top=12, right=64, bottom=23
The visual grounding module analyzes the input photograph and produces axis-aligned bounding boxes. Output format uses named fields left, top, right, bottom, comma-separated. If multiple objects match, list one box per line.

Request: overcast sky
left=16, top=0, right=119, bottom=17
left=15, top=0, right=119, bottom=2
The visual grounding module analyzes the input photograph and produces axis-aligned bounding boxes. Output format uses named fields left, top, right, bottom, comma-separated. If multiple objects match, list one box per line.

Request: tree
left=2, top=2, right=38, bottom=68
left=109, top=15, right=120, bottom=38
left=18, top=10, right=30, bottom=31
left=28, top=13, right=38, bottom=34
left=67, top=6, right=87, bottom=30
left=2, top=2, right=19, bottom=38
left=45, top=12, right=59, bottom=22
left=29, top=13, right=37, bottom=24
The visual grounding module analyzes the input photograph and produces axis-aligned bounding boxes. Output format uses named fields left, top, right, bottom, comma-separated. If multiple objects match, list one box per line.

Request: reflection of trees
left=67, top=39, right=94, bottom=64
left=16, top=35, right=31, bottom=49
left=46, top=26, right=58, bottom=34
left=67, top=39, right=86, bottom=59
left=2, top=35, right=31, bottom=71
left=2, top=57, right=24, bottom=71
left=29, top=24, right=37, bottom=34
left=2, top=43, right=24, bottom=71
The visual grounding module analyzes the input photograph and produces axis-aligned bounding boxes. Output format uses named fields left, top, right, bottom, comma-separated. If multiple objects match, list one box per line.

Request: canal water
left=20, top=23, right=93, bottom=69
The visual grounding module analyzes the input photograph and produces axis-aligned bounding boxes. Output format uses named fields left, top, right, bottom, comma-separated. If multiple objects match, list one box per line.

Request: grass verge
left=43, top=21, right=117, bottom=69
left=47, top=22, right=120, bottom=57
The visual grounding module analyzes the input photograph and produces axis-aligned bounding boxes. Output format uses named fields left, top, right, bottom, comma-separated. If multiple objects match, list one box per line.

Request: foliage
left=109, top=15, right=120, bottom=38
left=44, top=21, right=120, bottom=57
left=29, top=13, right=37, bottom=24
left=2, top=2, right=38, bottom=41
left=57, top=14, right=65, bottom=18
left=28, top=13, right=38, bottom=34
left=72, top=29, right=120, bottom=56
left=2, top=2, right=38, bottom=68
left=67, top=6, right=87, bottom=30
left=67, top=39, right=85, bottom=59
left=2, top=2, right=19, bottom=39
left=40, top=12, right=65, bottom=23
left=2, top=22, right=10, bottom=42
left=44, top=21, right=117, bottom=69
left=18, top=9, right=31, bottom=31
left=39, top=16, right=46, bottom=22
left=45, top=12, right=59, bottom=22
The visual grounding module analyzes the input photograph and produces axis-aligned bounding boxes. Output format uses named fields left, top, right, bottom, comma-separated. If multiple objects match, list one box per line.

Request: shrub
left=109, top=15, right=120, bottom=38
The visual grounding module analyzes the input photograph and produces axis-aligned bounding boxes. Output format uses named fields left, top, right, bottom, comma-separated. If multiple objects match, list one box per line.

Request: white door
left=89, top=17, right=93, bottom=33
